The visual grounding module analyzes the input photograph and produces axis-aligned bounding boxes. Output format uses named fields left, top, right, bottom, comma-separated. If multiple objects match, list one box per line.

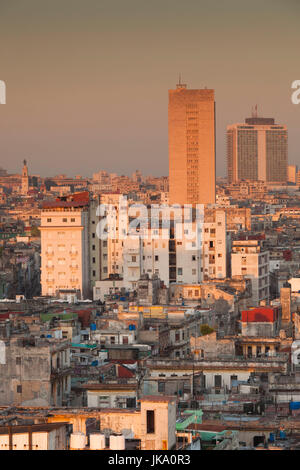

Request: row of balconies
left=45, top=249, right=78, bottom=254
left=44, top=265, right=79, bottom=270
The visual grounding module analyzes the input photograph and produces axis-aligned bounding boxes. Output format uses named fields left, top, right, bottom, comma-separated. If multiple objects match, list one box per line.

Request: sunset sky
left=0, top=0, right=299, bottom=177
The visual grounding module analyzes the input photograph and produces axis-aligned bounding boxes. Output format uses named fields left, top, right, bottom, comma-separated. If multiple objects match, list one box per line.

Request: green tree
left=200, top=324, right=214, bottom=336
left=31, top=226, right=40, bottom=237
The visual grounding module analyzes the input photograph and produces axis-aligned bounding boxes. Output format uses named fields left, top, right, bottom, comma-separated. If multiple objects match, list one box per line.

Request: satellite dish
left=121, top=429, right=134, bottom=439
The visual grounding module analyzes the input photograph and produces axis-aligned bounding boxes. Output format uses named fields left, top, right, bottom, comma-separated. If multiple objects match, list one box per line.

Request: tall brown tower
left=280, top=284, right=291, bottom=325
left=168, top=81, right=216, bottom=206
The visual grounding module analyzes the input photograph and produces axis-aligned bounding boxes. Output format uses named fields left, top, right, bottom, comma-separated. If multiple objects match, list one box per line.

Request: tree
left=200, top=324, right=214, bottom=336
left=31, top=226, right=40, bottom=237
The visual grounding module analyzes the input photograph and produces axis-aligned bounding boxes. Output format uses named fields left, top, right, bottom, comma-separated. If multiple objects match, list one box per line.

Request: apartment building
left=98, top=193, right=125, bottom=280
left=122, top=208, right=227, bottom=289
left=202, top=208, right=227, bottom=280
left=231, top=239, right=269, bottom=306
left=40, top=192, right=91, bottom=299
left=0, top=336, right=71, bottom=407
left=227, top=116, right=288, bottom=184
left=169, top=81, right=216, bottom=205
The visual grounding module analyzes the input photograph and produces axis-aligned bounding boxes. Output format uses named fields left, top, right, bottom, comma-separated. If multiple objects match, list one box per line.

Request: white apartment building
left=231, top=240, right=269, bottom=306
left=41, top=191, right=229, bottom=299
left=40, top=192, right=91, bottom=299
left=202, top=208, right=227, bottom=280
left=122, top=208, right=227, bottom=290
left=123, top=228, right=170, bottom=290
left=98, top=193, right=125, bottom=280
left=89, top=197, right=101, bottom=289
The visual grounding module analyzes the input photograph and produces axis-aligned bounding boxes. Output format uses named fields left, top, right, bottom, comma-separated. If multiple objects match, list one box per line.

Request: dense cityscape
left=0, top=78, right=300, bottom=452
left=1, top=0, right=300, bottom=458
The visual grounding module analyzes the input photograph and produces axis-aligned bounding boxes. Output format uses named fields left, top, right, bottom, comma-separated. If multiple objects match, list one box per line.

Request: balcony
left=51, top=366, right=72, bottom=378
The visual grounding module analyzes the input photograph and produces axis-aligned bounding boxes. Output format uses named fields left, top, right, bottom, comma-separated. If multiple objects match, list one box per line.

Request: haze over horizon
left=0, top=0, right=299, bottom=177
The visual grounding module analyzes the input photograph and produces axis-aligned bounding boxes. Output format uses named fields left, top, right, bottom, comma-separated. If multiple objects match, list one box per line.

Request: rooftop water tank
left=89, top=433, right=106, bottom=450
left=110, top=434, right=125, bottom=450
left=70, top=432, right=86, bottom=450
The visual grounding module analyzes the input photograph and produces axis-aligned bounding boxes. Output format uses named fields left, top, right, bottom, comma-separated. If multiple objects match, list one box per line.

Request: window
left=158, top=381, right=165, bottom=393
left=71, top=218, right=75, bottom=222
left=63, top=218, right=67, bottom=222
left=47, top=218, right=52, bottom=223
left=155, top=255, right=159, bottom=261
left=177, top=268, right=183, bottom=275
left=17, top=385, right=22, bottom=393
left=16, top=357, right=21, bottom=365
left=126, top=398, right=136, bottom=409
left=146, top=410, right=155, bottom=434
left=214, top=375, right=222, bottom=388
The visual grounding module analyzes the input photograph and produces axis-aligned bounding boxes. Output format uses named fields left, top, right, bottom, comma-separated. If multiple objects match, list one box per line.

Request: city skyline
left=0, top=0, right=299, bottom=177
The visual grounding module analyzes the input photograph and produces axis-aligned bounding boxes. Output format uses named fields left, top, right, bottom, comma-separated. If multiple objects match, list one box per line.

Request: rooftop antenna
left=176, top=73, right=187, bottom=89
left=251, top=105, right=258, bottom=118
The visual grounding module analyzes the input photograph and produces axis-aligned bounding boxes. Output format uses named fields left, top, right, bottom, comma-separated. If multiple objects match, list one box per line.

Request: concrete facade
left=169, top=83, right=216, bottom=205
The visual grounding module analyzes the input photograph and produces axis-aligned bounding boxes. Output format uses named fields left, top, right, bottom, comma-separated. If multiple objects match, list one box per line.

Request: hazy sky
left=0, top=0, right=299, bottom=177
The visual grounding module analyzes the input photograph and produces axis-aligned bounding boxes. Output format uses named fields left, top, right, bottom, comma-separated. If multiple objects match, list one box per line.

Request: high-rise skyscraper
left=227, top=116, right=288, bottom=183
left=168, top=81, right=216, bottom=205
